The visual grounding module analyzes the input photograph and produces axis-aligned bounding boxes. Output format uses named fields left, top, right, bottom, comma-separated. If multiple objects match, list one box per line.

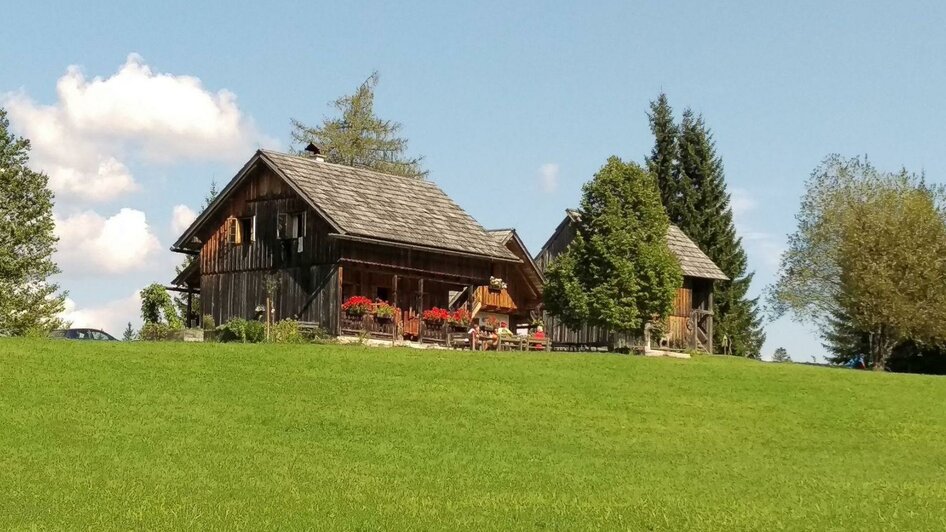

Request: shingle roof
left=486, top=229, right=514, bottom=244
left=260, top=150, right=517, bottom=261
left=543, top=210, right=728, bottom=281
left=666, top=225, right=729, bottom=280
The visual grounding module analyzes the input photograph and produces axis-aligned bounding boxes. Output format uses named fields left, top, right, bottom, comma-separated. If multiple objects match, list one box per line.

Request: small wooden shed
left=534, top=209, right=729, bottom=352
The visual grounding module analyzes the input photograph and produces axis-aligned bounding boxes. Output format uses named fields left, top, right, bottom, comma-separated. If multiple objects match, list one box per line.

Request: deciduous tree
left=544, top=157, right=682, bottom=335
left=140, top=284, right=181, bottom=329
left=0, top=107, right=65, bottom=335
left=769, top=155, right=946, bottom=370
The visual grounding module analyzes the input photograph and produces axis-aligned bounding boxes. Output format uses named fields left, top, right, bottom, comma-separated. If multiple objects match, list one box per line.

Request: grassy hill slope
left=1, top=339, right=945, bottom=530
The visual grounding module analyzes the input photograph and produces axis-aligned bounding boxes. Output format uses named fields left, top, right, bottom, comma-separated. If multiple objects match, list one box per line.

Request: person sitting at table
left=496, top=321, right=513, bottom=337
left=468, top=322, right=480, bottom=350
left=532, top=325, right=546, bottom=350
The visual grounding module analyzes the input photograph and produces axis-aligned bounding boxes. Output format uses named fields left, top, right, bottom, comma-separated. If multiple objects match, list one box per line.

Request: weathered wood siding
left=341, top=241, right=494, bottom=284
left=198, top=165, right=340, bottom=332
left=474, top=285, right=517, bottom=312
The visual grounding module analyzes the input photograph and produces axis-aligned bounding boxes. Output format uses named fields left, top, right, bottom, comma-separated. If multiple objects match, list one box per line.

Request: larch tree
left=769, top=155, right=946, bottom=370
left=649, top=98, right=765, bottom=358
left=291, top=72, right=426, bottom=178
left=0, top=107, right=65, bottom=335
left=544, top=157, right=682, bottom=336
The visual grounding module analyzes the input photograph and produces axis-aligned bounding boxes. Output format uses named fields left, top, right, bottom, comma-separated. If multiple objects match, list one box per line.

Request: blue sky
left=3, top=1, right=944, bottom=358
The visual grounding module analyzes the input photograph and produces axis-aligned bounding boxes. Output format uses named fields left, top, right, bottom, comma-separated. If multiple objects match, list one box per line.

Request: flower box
left=342, top=296, right=373, bottom=317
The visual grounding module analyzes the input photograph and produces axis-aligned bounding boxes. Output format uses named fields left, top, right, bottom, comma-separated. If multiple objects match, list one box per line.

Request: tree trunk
left=869, top=329, right=893, bottom=371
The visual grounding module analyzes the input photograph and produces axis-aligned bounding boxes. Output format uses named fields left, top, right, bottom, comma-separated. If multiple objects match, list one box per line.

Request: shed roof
left=665, top=225, right=729, bottom=280
left=542, top=210, right=728, bottom=281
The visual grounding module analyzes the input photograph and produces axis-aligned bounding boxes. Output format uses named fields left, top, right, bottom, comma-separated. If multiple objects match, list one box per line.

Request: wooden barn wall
left=197, top=165, right=340, bottom=331
left=341, top=241, right=494, bottom=284
left=199, top=166, right=338, bottom=275
left=202, top=265, right=338, bottom=332
left=534, top=220, right=575, bottom=273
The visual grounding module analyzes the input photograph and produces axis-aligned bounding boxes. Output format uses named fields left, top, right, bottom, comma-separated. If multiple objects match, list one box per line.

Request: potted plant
left=448, top=308, right=472, bottom=331
left=422, top=307, right=450, bottom=327
left=342, top=296, right=373, bottom=318
left=374, top=300, right=397, bottom=323
left=482, top=315, right=499, bottom=332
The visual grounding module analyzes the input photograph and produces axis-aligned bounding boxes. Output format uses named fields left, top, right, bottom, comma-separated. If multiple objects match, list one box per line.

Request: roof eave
left=331, top=233, right=521, bottom=263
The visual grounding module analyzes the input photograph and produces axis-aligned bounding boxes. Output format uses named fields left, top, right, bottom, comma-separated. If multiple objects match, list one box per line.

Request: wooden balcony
left=472, top=286, right=517, bottom=313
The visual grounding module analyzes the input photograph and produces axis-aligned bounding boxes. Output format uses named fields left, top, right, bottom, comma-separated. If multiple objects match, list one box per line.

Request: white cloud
left=55, top=208, right=161, bottom=275
left=61, top=292, right=142, bottom=337
left=171, top=204, right=198, bottom=234
left=3, top=53, right=273, bottom=203
left=730, top=187, right=757, bottom=219
left=538, top=163, right=559, bottom=193
left=741, top=230, right=786, bottom=270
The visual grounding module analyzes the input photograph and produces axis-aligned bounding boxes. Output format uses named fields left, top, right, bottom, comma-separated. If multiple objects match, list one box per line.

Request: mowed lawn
left=1, top=340, right=945, bottom=530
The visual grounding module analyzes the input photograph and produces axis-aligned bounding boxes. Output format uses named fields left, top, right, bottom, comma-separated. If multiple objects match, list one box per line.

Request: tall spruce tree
left=648, top=97, right=765, bottom=357
left=291, top=72, right=426, bottom=178
left=647, top=93, right=689, bottom=225
left=0, top=107, right=65, bottom=335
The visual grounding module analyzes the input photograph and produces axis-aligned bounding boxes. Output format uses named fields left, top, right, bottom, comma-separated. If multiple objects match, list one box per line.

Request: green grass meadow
left=2, top=339, right=945, bottom=530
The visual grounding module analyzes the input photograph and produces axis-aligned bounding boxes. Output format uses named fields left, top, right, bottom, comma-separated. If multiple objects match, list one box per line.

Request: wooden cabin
left=171, top=149, right=523, bottom=340
left=534, top=209, right=729, bottom=352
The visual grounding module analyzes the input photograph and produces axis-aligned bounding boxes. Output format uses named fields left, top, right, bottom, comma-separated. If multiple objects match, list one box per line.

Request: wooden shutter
left=226, top=217, right=240, bottom=244
left=277, top=213, right=289, bottom=239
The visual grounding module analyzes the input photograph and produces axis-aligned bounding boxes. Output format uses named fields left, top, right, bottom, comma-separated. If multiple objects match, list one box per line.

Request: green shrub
left=244, top=320, right=265, bottom=343
left=140, top=322, right=174, bottom=341
left=271, top=320, right=304, bottom=344
left=300, top=323, right=332, bottom=343
left=218, top=318, right=265, bottom=343
left=202, top=315, right=217, bottom=342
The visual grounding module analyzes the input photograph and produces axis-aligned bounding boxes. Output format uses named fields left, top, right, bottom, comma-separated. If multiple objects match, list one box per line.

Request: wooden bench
left=498, top=336, right=525, bottom=351
left=446, top=332, right=472, bottom=349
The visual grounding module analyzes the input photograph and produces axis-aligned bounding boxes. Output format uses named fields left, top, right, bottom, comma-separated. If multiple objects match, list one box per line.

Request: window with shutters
left=226, top=217, right=240, bottom=244
left=277, top=211, right=306, bottom=253
left=226, top=216, right=255, bottom=245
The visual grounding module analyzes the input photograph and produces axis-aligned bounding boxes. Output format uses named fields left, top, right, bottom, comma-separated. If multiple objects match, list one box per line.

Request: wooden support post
left=392, top=274, right=399, bottom=345
left=266, top=296, right=272, bottom=341
left=417, top=278, right=424, bottom=342
left=336, top=266, right=344, bottom=337
left=707, top=288, right=714, bottom=354
left=186, top=291, right=193, bottom=328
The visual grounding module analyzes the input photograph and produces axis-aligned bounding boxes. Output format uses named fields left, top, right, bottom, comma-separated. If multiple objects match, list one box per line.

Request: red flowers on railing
left=342, top=296, right=374, bottom=317
left=448, top=308, right=472, bottom=327
left=422, top=307, right=450, bottom=325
